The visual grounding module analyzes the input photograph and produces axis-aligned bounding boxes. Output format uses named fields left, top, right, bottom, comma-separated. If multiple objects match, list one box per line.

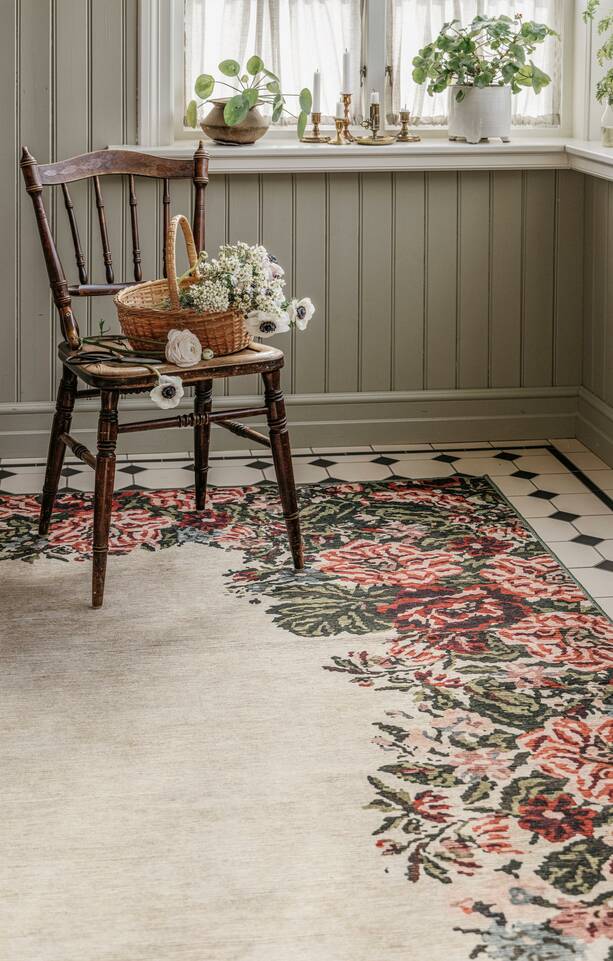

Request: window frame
left=138, top=0, right=587, bottom=147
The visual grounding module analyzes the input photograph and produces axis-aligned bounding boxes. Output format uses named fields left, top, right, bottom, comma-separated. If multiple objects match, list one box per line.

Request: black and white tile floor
left=3, top=437, right=613, bottom=616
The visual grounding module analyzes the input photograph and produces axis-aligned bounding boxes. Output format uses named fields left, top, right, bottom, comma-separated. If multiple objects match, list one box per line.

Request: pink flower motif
left=496, top=612, right=613, bottom=672
left=468, top=815, right=524, bottom=855
left=481, top=554, right=586, bottom=604
left=429, top=710, right=495, bottom=735
left=452, top=749, right=516, bottom=782
left=551, top=901, right=613, bottom=941
left=519, top=717, right=613, bottom=804
left=413, top=791, right=453, bottom=823
left=315, top=538, right=463, bottom=588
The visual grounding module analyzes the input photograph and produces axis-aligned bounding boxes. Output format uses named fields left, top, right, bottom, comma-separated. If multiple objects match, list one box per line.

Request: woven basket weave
left=114, top=214, right=251, bottom=357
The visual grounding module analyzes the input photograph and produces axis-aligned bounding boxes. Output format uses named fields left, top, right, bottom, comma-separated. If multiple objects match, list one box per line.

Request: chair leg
left=92, top=390, right=119, bottom=609
left=262, top=369, right=304, bottom=570
left=194, top=379, right=213, bottom=510
left=39, top=365, right=77, bottom=535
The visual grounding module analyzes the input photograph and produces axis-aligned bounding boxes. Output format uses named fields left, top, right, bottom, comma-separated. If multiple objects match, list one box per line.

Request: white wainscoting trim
left=577, top=387, right=613, bottom=468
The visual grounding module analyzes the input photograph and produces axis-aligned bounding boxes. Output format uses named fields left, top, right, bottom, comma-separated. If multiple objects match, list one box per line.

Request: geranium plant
left=584, top=1, right=613, bottom=104
left=180, top=242, right=315, bottom=339
left=185, top=55, right=312, bottom=139
left=412, top=14, right=557, bottom=101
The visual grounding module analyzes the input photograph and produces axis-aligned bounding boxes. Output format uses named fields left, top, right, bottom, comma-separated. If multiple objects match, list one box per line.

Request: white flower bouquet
left=180, top=241, right=315, bottom=339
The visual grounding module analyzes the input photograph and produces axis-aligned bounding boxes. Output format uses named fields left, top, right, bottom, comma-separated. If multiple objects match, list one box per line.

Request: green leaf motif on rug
left=467, top=679, right=552, bottom=730
left=501, top=775, right=569, bottom=815
left=536, top=838, right=613, bottom=895
left=267, top=583, right=395, bottom=637
left=379, top=762, right=463, bottom=788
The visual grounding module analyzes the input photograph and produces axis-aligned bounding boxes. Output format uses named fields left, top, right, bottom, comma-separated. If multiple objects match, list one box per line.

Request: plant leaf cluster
left=584, top=1, right=613, bottom=105
left=185, top=55, right=311, bottom=138
left=412, top=14, right=557, bottom=101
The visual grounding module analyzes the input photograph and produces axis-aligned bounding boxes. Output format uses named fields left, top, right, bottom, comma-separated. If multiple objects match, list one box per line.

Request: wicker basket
left=114, top=214, right=251, bottom=357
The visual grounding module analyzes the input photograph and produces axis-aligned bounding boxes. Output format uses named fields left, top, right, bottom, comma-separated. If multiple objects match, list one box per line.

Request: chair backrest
left=20, top=143, right=209, bottom=348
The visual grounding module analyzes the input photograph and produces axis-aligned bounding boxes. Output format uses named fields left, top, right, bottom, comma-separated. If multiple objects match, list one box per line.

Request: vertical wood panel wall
left=0, top=0, right=587, bottom=449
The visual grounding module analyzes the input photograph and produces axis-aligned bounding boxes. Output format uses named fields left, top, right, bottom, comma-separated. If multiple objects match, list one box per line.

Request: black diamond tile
left=433, top=454, right=459, bottom=464
left=124, top=464, right=148, bottom=474
left=247, top=460, right=271, bottom=470
left=511, top=470, right=538, bottom=480
left=550, top=510, right=579, bottom=523
left=182, top=463, right=195, bottom=471
left=596, top=559, right=613, bottom=572
left=61, top=466, right=81, bottom=477
left=310, top=458, right=335, bottom=468
left=0, top=469, right=16, bottom=480
left=572, top=534, right=603, bottom=547
left=372, top=455, right=398, bottom=465
left=529, top=489, right=557, bottom=500
left=495, top=451, right=518, bottom=461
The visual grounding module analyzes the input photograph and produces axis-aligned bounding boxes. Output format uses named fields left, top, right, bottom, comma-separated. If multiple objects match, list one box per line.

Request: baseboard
left=0, top=386, right=579, bottom=459
left=576, top=387, right=613, bottom=468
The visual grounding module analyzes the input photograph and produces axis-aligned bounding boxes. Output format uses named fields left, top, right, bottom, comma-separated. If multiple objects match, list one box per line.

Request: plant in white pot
left=584, top=0, right=613, bottom=146
left=412, top=14, right=557, bottom=143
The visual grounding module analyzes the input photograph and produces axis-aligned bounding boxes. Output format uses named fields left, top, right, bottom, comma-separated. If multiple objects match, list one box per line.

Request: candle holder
left=396, top=109, right=421, bottom=143
left=300, top=111, right=331, bottom=144
left=341, top=93, right=356, bottom=142
left=331, top=117, right=350, bottom=146
left=355, top=102, right=396, bottom=146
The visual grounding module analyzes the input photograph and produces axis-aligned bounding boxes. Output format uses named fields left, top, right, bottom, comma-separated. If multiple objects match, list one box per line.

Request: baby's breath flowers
left=178, top=242, right=314, bottom=338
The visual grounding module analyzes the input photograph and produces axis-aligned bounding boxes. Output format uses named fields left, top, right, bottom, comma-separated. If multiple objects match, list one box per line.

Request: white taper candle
left=312, top=70, right=321, bottom=113
left=342, top=48, right=351, bottom=94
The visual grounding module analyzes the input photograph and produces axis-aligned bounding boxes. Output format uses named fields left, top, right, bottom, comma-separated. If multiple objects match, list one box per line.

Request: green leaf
left=263, top=67, right=280, bottom=82
left=219, top=59, right=240, bottom=77
left=223, top=94, right=250, bottom=126
left=461, top=777, right=495, bottom=805
left=299, top=87, right=312, bottom=113
left=536, top=838, right=613, bottom=895
left=267, top=583, right=395, bottom=637
left=422, top=856, right=452, bottom=884
left=272, top=95, right=285, bottom=123
left=379, top=762, right=463, bottom=788
left=266, top=80, right=280, bottom=94
left=244, top=88, right=259, bottom=108
left=501, top=775, right=572, bottom=815
left=246, top=54, right=264, bottom=76
left=194, top=73, right=215, bottom=99
left=184, top=99, right=198, bottom=128
left=297, top=110, right=308, bottom=139
left=368, top=776, right=415, bottom=813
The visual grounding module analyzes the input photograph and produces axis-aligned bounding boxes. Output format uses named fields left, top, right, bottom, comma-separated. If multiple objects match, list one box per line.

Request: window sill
left=111, top=137, right=613, bottom=180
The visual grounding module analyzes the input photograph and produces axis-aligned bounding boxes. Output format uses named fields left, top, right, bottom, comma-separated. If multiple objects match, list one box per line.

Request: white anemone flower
left=244, top=310, right=291, bottom=338
left=265, top=259, right=285, bottom=281
left=292, top=297, right=315, bottom=330
left=150, top=374, right=184, bottom=409
left=165, top=328, right=202, bottom=367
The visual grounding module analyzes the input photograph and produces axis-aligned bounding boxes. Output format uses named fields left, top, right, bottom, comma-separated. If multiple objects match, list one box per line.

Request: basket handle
left=166, top=214, right=200, bottom=309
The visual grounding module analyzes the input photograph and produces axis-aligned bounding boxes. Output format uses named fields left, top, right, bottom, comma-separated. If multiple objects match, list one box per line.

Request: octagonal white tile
left=453, top=458, right=515, bottom=476
left=529, top=517, right=578, bottom=542
left=531, top=474, right=588, bottom=494
left=570, top=566, right=613, bottom=598
left=392, top=460, right=455, bottom=480
left=507, top=496, right=555, bottom=518
left=549, top=541, right=602, bottom=568
left=574, top=515, right=613, bottom=539
left=552, top=493, right=611, bottom=515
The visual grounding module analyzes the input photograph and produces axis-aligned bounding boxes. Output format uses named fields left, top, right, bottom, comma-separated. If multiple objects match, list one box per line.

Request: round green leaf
left=263, top=68, right=280, bottom=82
left=184, top=99, right=198, bottom=128
left=224, top=93, right=250, bottom=125
left=244, top=88, right=259, bottom=108
left=266, top=80, right=280, bottom=94
left=297, top=110, right=308, bottom=139
left=194, top=73, right=215, bottom=99
left=246, top=54, right=264, bottom=76
left=219, top=59, right=240, bottom=77
left=299, top=87, right=312, bottom=114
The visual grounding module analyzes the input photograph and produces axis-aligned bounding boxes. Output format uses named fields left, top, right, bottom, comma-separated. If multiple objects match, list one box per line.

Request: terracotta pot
left=200, top=98, right=270, bottom=145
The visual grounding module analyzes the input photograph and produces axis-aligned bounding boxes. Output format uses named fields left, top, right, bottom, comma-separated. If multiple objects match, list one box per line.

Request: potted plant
left=584, top=1, right=613, bottom=146
left=412, top=14, right=557, bottom=143
left=185, top=55, right=311, bottom=145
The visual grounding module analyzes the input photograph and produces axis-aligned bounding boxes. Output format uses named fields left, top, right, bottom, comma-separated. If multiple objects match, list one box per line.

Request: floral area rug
left=1, top=475, right=612, bottom=961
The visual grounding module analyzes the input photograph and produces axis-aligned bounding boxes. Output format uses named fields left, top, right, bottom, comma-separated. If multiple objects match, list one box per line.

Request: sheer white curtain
left=185, top=0, right=363, bottom=124
left=387, top=0, right=563, bottom=125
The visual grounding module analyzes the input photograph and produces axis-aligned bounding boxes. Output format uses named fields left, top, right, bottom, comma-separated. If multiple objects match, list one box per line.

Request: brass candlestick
left=300, top=111, right=331, bottom=144
left=396, top=109, right=421, bottom=143
left=341, top=93, right=356, bottom=142
left=355, top=102, right=396, bottom=146
left=331, top=117, right=350, bottom=145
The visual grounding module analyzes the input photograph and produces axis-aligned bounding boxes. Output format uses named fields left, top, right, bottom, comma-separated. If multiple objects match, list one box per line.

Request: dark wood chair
left=20, top=142, right=303, bottom=608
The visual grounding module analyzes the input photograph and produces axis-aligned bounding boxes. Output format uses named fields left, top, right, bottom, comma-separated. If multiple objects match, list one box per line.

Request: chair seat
left=59, top=339, right=284, bottom=389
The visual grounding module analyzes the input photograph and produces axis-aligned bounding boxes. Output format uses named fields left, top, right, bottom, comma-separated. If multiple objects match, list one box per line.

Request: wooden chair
left=20, top=142, right=304, bottom=608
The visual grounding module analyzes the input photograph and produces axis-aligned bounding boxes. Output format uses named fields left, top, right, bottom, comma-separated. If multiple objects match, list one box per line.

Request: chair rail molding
left=138, top=0, right=179, bottom=147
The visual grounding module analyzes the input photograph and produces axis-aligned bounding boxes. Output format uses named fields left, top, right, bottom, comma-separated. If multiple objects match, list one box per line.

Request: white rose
left=244, top=310, right=291, bottom=338
left=150, top=374, right=184, bottom=409
left=165, top=328, right=202, bottom=367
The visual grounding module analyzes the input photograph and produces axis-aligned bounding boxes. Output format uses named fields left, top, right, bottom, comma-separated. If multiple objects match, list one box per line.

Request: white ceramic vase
left=448, top=85, right=512, bottom=144
left=601, top=102, right=613, bottom=148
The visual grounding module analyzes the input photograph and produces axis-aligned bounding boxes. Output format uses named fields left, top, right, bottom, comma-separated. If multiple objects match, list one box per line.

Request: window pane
left=185, top=0, right=363, bottom=125
left=388, top=0, right=563, bottom=126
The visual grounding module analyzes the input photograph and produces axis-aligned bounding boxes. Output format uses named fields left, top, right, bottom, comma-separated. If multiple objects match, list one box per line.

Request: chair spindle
left=162, top=178, right=171, bottom=278
left=93, top=175, right=115, bottom=284
left=128, top=175, right=142, bottom=282
left=61, top=184, right=88, bottom=285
